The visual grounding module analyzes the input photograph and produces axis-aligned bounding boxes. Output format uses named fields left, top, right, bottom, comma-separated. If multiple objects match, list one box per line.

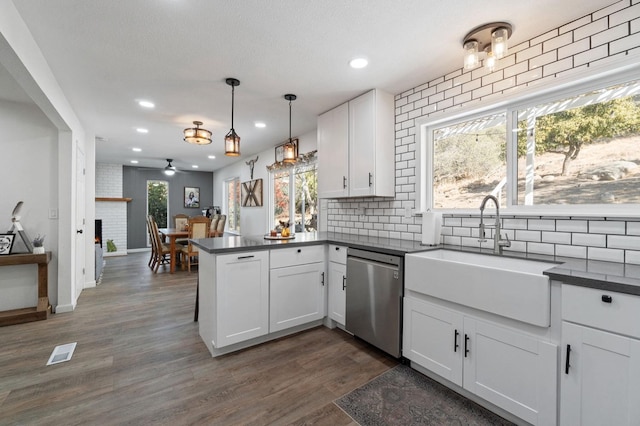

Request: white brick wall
left=95, top=163, right=127, bottom=255
left=326, top=0, right=640, bottom=264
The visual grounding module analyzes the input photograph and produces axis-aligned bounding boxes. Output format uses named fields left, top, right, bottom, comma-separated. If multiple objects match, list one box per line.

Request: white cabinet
left=269, top=246, right=326, bottom=333
left=317, top=89, right=395, bottom=198
left=199, top=250, right=269, bottom=352
left=404, top=296, right=557, bottom=425
left=561, top=285, right=640, bottom=425
left=327, top=245, right=347, bottom=325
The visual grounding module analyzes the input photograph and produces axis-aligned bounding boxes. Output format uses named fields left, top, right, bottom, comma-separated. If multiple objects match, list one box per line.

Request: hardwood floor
left=0, top=252, right=397, bottom=425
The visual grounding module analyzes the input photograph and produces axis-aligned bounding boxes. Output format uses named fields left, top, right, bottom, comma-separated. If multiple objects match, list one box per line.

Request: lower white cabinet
left=328, top=245, right=347, bottom=325
left=270, top=261, right=325, bottom=333
left=404, top=296, right=557, bottom=425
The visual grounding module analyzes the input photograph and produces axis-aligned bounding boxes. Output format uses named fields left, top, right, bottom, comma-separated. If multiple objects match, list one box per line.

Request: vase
left=33, top=246, right=45, bottom=254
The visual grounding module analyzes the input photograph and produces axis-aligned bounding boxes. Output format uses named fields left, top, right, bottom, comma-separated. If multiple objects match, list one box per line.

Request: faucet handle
left=478, top=224, right=487, bottom=243
left=499, top=233, right=511, bottom=247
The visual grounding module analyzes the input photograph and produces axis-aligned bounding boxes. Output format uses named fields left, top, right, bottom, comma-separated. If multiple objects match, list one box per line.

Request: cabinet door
left=348, top=90, right=376, bottom=197
left=317, top=102, right=349, bottom=198
left=463, top=318, right=558, bottom=426
left=403, top=297, right=463, bottom=386
left=216, top=251, right=269, bottom=347
left=561, top=322, right=640, bottom=426
left=270, top=262, right=326, bottom=332
left=328, top=261, right=346, bottom=325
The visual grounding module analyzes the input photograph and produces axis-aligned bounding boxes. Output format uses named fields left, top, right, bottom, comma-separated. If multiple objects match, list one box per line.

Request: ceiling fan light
left=184, top=121, right=212, bottom=145
left=164, top=159, right=176, bottom=176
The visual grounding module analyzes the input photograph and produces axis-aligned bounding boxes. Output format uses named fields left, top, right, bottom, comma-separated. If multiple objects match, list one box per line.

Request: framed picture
left=241, top=178, right=263, bottom=207
left=275, top=138, right=298, bottom=163
left=0, top=233, right=15, bottom=255
left=184, top=186, right=200, bottom=208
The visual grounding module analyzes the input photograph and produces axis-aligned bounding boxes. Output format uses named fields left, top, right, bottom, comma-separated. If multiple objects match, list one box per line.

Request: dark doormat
left=335, top=364, right=515, bottom=425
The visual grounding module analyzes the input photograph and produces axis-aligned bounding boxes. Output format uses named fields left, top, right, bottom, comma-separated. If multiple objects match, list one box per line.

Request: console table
left=0, top=252, right=52, bottom=326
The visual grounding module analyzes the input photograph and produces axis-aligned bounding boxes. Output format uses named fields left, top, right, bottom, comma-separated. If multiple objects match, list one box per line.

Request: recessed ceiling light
left=130, top=160, right=139, bottom=164
left=208, top=155, right=216, bottom=159
left=138, top=100, right=155, bottom=108
left=255, top=122, right=266, bottom=128
left=132, top=147, right=142, bottom=152
left=349, top=57, right=369, bottom=69
left=136, top=128, right=149, bottom=134
left=192, top=165, right=199, bottom=169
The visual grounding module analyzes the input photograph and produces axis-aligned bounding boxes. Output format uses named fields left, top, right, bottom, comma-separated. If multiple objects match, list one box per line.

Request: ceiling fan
left=163, top=159, right=177, bottom=176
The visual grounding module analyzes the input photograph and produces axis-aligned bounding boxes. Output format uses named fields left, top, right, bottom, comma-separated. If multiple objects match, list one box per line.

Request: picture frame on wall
left=184, top=186, right=200, bottom=208
left=0, top=233, right=16, bottom=255
left=274, top=138, right=298, bottom=163
left=241, top=179, right=263, bottom=207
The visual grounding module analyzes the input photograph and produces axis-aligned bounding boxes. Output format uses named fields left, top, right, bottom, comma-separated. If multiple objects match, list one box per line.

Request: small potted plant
left=33, top=234, right=45, bottom=254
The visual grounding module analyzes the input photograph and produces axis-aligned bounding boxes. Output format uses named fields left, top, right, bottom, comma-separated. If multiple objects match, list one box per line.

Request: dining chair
left=180, top=216, right=211, bottom=272
left=209, top=214, right=220, bottom=235
left=149, top=215, right=172, bottom=273
left=214, top=214, right=226, bottom=236
left=146, top=215, right=155, bottom=268
left=173, top=214, right=190, bottom=245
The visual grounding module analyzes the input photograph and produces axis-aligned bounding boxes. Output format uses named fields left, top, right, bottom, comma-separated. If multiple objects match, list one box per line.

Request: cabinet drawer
left=271, top=245, right=325, bottom=269
left=562, top=285, right=640, bottom=339
left=328, top=245, right=347, bottom=264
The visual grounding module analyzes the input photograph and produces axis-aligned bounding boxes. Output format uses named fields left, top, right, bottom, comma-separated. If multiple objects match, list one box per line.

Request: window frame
left=268, top=161, right=318, bottom=234
left=416, top=69, right=640, bottom=217
left=223, top=176, right=241, bottom=234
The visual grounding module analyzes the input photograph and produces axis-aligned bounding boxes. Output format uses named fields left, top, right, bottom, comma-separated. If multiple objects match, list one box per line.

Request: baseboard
left=104, top=250, right=127, bottom=257
left=55, top=303, right=76, bottom=313
left=126, top=247, right=151, bottom=253
left=85, top=280, right=97, bottom=289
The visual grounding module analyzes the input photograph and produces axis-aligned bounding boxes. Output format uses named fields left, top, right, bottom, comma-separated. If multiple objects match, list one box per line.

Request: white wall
left=213, top=130, right=318, bottom=236
left=95, top=164, right=127, bottom=256
left=0, top=99, right=59, bottom=310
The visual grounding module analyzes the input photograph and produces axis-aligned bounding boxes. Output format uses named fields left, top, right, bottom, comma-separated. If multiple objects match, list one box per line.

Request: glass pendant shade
left=283, top=140, right=296, bottom=163
left=491, top=27, right=509, bottom=59
left=463, top=40, right=479, bottom=69
left=225, top=131, right=240, bottom=156
left=184, top=121, right=212, bottom=145
left=485, top=50, right=496, bottom=72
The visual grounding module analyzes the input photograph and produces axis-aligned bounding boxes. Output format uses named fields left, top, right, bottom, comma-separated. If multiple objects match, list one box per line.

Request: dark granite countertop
left=191, top=234, right=640, bottom=296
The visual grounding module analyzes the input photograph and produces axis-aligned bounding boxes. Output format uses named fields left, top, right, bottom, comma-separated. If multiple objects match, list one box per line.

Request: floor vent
left=46, top=342, right=77, bottom=365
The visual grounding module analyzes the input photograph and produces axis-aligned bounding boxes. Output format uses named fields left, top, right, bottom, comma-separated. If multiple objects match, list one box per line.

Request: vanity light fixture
left=184, top=120, right=212, bottom=145
left=462, top=22, right=512, bottom=71
left=283, top=94, right=297, bottom=164
left=164, top=159, right=176, bottom=176
left=224, top=78, right=241, bottom=156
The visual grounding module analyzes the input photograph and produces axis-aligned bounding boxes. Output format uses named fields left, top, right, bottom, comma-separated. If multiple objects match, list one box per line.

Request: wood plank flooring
left=0, top=252, right=397, bottom=425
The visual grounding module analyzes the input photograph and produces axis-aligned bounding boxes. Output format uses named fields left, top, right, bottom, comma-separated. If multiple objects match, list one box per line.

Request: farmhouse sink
left=405, top=249, right=557, bottom=327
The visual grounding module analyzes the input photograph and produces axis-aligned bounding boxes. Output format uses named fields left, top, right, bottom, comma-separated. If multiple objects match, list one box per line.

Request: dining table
left=158, top=227, right=223, bottom=273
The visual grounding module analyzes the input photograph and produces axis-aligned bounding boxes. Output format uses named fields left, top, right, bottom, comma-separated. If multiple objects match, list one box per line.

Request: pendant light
left=283, top=94, right=297, bottom=164
left=225, top=78, right=241, bottom=156
left=183, top=120, right=212, bottom=145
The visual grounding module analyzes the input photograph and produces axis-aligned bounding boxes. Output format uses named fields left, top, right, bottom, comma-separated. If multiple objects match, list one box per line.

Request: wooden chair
left=180, top=216, right=211, bottom=272
left=173, top=214, right=190, bottom=245
left=149, top=215, right=172, bottom=273
left=146, top=216, right=155, bottom=268
left=209, top=214, right=220, bottom=235
left=213, top=214, right=226, bottom=236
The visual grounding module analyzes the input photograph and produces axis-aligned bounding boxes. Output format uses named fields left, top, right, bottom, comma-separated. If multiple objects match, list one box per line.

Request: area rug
left=335, top=364, right=514, bottom=425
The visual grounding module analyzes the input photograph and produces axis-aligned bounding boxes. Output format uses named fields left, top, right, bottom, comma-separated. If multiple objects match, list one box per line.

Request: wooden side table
left=0, top=252, right=52, bottom=326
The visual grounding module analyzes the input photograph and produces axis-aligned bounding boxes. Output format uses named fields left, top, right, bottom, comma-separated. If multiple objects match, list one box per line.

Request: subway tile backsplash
left=326, top=1, right=640, bottom=264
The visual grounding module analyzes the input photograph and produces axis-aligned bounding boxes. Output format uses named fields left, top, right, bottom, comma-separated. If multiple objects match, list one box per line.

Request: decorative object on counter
left=224, top=77, right=241, bottom=156
left=0, top=233, right=15, bottom=255
left=7, top=201, right=33, bottom=252
left=241, top=179, right=263, bottom=207
left=106, top=239, right=117, bottom=253
left=336, top=364, right=513, bottom=426
left=263, top=234, right=295, bottom=240
left=267, top=149, right=316, bottom=172
left=245, top=155, right=259, bottom=180
left=32, top=234, right=45, bottom=254
left=463, top=22, right=512, bottom=72
left=184, top=186, right=200, bottom=208
left=183, top=120, right=212, bottom=145
left=420, top=209, right=442, bottom=246
left=163, top=159, right=176, bottom=176
left=282, top=94, right=298, bottom=164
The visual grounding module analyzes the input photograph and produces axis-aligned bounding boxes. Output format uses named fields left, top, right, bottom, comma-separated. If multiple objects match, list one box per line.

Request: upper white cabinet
left=318, top=89, right=395, bottom=198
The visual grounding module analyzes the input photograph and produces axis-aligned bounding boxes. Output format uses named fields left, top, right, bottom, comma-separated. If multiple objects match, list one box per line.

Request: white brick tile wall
left=326, top=2, right=640, bottom=262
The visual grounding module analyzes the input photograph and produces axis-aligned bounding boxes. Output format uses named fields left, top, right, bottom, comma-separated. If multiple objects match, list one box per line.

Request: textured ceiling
left=5, top=0, right=616, bottom=172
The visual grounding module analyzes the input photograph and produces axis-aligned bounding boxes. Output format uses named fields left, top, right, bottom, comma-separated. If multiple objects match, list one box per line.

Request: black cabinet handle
left=565, top=344, right=571, bottom=374
left=297, top=249, right=301, bottom=253
left=343, top=176, right=347, bottom=189
left=602, top=295, right=612, bottom=303
left=342, top=275, right=346, bottom=290
left=321, top=272, right=325, bottom=286
left=335, top=247, right=340, bottom=251
left=368, top=172, right=373, bottom=187
left=237, top=255, right=254, bottom=260
left=464, top=334, right=470, bottom=357
left=76, top=229, right=83, bottom=234
left=454, top=329, right=459, bottom=352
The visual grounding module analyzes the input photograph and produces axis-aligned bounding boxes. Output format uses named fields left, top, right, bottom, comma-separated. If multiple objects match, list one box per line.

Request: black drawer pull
left=297, top=249, right=302, bottom=253
left=237, top=255, right=254, bottom=260
left=454, top=329, right=459, bottom=352
left=464, top=334, right=470, bottom=357
left=565, top=344, right=571, bottom=374
left=342, top=275, right=346, bottom=290
left=602, top=295, right=612, bottom=303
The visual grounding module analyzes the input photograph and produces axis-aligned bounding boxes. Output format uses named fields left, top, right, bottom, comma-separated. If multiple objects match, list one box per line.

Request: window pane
left=273, top=171, right=290, bottom=229
left=516, top=81, right=640, bottom=205
left=294, top=166, right=318, bottom=232
left=226, top=178, right=241, bottom=232
left=433, top=113, right=507, bottom=209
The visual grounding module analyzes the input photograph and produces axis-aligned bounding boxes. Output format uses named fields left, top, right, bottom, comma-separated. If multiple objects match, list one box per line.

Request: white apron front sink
left=405, top=249, right=557, bottom=327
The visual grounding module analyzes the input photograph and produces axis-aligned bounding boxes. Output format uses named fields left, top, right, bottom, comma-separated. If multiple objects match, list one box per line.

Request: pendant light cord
left=231, top=84, right=235, bottom=131
left=289, top=98, right=292, bottom=142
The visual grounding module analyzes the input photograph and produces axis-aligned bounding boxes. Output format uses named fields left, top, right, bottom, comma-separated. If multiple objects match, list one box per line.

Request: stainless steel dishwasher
left=345, top=248, right=403, bottom=358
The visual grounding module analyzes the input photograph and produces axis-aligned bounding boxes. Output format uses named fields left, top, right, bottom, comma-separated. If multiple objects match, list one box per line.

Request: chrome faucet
left=478, top=195, right=511, bottom=254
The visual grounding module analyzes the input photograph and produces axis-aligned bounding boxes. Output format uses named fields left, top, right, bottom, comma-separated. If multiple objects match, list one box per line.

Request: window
left=419, top=75, right=640, bottom=213
left=147, top=180, right=168, bottom=246
left=271, top=163, right=318, bottom=233
left=225, top=177, right=241, bottom=233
